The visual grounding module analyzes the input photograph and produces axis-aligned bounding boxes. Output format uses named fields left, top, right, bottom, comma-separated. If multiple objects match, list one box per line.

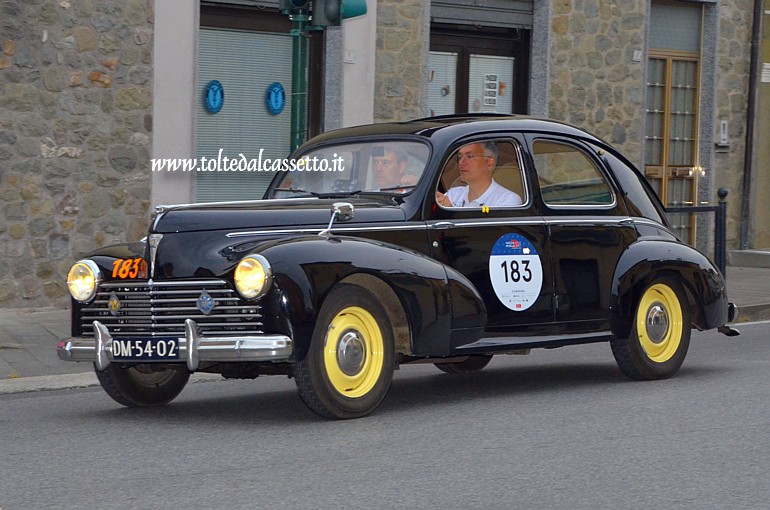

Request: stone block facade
left=373, top=0, right=428, bottom=122
left=713, top=0, right=754, bottom=247
left=0, top=0, right=154, bottom=308
left=548, top=0, right=647, bottom=163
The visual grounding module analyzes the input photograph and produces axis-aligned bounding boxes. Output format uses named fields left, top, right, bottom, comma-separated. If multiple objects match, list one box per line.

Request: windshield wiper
left=273, top=187, right=322, bottom=197
left=274, top=187, right=363, bottom=199
left=359, top=185, right=416, bottom=194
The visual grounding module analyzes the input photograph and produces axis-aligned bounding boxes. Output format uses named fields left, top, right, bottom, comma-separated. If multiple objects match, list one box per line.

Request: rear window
left=532, top=140, right=614, bottom=207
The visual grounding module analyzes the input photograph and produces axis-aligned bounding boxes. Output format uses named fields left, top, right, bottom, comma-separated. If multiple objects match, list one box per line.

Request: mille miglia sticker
left=488, top=233, right=543, bottom=311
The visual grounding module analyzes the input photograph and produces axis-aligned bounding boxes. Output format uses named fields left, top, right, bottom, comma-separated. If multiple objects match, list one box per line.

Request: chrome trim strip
left=227, top=228, right=325, bottom=238
left=59, top=320, right=293, bottom=368
left=82, top=318, right=264, bottom=326
left=84, top=306, right=257, bottom=314
left=157, top=197, right=301, bottom=212
left=627, top=217, right=680, bottom=238
left=456, top=331, right=613, bottom=350
left=226, top=223, right=429, bottom=238
left=100, top=279, right=228, bottom=288
left=427, top=218, right=547, bottom=228
left=543, top=217, right=634, bottom=225
left=225, top=216, right=665, bottom=238
left=543, top=200, right=617, bottom=210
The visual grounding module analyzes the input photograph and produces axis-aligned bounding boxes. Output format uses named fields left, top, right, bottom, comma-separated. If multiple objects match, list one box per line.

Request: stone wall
left=713, top=0, right=754, bottom=248
left=373, top=0, right=428, bottom=122
left=548, top=0, right=647, bottom=165
left=0, top=0, right=154, bottom=308
left=754, top=0, right=770, bottom=248
left=548, top=0, right=754, bottom=249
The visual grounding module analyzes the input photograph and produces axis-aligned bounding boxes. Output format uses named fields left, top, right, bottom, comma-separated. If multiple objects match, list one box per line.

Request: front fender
left=255, top=235, right=486, bottom=360
left=610, top=239, right=729, bottom=339
left=70, top=241, right=148, bottom=337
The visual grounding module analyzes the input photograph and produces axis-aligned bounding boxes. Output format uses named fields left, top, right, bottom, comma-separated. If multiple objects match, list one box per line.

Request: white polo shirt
left=445, top=179, right=522, bottom=208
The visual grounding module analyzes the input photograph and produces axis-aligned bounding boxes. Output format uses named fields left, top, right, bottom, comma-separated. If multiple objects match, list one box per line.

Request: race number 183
left=489, top=234, right=543, bottom=311
left=499, top=259, right=532, bottom=283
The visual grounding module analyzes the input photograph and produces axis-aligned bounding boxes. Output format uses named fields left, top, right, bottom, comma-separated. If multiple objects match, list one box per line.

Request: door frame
left=430, top=24, right=530, bottom=115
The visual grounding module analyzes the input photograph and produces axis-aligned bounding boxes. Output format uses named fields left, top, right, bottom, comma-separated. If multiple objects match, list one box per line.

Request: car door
left=426, top=136, right=555, bottom=350
left=525, top=135, right=638, bottom=330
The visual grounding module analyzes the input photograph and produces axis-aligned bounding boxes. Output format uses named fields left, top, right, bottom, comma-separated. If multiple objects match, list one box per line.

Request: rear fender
left=611, top=239, right=729, bottom=339
left=255, top=235, right=486, bottom=361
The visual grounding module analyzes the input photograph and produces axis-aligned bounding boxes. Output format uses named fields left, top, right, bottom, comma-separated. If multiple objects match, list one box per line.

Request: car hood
left=152, top=197, right=407, bottom=234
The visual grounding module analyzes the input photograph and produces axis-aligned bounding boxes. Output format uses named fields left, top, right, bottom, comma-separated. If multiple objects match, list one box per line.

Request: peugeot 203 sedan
left=59, top=115, right=739, bottom=419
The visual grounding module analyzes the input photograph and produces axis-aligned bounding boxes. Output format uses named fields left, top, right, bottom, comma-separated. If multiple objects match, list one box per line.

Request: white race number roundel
left=489, top=233, right=543, bottom=311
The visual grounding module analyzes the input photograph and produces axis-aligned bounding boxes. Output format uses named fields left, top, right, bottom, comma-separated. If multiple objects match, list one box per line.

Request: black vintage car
left=59, top=115, right=738, bottom=419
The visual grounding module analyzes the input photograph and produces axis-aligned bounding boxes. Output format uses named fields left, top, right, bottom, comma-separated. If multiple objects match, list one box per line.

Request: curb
left=735, top=303, right=770, bottom=324
left=0, top=372, right=223, bottom=396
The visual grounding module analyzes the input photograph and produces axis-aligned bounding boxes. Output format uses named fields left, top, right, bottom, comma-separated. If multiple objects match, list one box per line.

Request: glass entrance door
left=428, top=26, right=530, bottom=116
left=644, top=55, right=700, bottom=243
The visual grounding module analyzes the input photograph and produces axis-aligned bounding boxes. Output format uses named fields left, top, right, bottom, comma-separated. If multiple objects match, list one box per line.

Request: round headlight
left=234, top=254, right=271, bottom=299
left=67, top=260, right=101, bottom=302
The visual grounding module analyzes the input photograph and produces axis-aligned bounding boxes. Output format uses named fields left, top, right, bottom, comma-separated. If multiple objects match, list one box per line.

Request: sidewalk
left=1, top=265, right=769, bottom=384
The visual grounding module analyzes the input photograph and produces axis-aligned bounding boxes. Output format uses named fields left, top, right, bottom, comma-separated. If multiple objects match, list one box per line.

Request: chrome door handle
left=431, top=221, right=455, bottom=230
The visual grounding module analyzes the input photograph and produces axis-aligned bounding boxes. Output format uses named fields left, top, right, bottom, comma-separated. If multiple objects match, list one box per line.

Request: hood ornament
left=319, top=202, right=354, bottom=236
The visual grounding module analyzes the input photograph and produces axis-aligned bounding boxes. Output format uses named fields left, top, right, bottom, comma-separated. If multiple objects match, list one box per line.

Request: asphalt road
left=2, top=322, right=769, bottom=510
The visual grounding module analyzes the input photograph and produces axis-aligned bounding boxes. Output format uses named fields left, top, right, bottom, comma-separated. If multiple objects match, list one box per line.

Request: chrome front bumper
left=57, top=319, right=292, bottom=372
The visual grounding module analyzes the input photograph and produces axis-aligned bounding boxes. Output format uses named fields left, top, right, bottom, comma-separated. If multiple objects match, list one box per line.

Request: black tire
left=610, top=278, right=691, bottom=380
left=294, top=284, right=395, bottom=419
left=435, top=355, right=493, bottom=374
left=95, top=364, right=190, bottom=407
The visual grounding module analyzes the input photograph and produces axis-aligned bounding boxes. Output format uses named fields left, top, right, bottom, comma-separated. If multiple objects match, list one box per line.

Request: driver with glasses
left=436, top=141, right=522, bottom=208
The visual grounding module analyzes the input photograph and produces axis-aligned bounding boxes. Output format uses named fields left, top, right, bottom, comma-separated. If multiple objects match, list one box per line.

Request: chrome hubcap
left=336, top=330, right=366, bottom=376
left=645, top=304, right=669, bottom=344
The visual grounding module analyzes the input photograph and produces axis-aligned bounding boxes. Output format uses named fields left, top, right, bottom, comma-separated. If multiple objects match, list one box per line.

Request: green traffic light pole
left=289, top=12, right=309, bottom=153
left=284, top=0, right=366, bottom=152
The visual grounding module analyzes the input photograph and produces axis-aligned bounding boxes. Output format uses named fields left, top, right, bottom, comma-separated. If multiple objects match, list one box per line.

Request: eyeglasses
left=454, top=153, right=493, bottom=162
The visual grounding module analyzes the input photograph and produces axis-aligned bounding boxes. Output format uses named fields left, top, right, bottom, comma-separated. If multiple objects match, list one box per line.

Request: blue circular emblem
left=266, top=82, right=285, bottom=115
left=204, top=80, right=224, bottom=113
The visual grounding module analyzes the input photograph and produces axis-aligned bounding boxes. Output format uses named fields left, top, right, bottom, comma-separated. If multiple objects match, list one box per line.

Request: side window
left=436, top=140, right=526, bottom=209
left=532, top=140, right=614, bottom=206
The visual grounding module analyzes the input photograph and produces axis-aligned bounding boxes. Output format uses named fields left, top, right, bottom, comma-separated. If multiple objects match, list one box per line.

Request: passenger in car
left=370, top=144, right=418, bottom=190
left=436, top=141, right=522, bottom=208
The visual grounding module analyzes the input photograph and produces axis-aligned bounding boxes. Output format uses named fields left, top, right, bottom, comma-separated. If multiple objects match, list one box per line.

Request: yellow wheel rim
left=323, top=306, right=384, bottom=398
left=636, top=283, right=684, bottom=363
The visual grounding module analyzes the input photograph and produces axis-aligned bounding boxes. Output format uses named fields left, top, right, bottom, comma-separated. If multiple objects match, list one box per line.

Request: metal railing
left=666, top=188, right=728, bottom=277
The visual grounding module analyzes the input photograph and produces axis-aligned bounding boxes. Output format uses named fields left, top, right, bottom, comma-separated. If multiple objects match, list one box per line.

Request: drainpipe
left=739, top=0, right=764, bottom=249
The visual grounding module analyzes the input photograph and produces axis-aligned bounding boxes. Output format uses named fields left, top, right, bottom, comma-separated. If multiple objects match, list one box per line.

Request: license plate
left=111, top=337, right=180, bottom=361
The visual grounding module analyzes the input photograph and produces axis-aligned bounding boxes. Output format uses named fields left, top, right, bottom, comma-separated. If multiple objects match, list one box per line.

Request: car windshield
left=267, top=141, right=430, bottom=198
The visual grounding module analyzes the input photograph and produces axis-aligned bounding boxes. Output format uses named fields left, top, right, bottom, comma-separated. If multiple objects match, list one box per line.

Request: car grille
left=79, top=280, right=263, bottom=338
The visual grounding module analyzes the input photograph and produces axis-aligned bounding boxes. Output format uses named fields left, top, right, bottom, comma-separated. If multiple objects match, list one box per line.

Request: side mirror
left=319, top=202, right=355, bottom=236
left=332, top=202, right=354, bottom=222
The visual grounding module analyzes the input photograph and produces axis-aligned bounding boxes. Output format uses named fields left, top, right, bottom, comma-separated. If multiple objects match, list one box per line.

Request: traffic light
left=279, top=0, right=310, bottom=12
left=311, top=0, right=367, bottom=27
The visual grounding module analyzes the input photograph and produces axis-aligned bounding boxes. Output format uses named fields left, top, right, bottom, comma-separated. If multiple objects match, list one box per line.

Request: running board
left=455, top=332, right=614, bottom=352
